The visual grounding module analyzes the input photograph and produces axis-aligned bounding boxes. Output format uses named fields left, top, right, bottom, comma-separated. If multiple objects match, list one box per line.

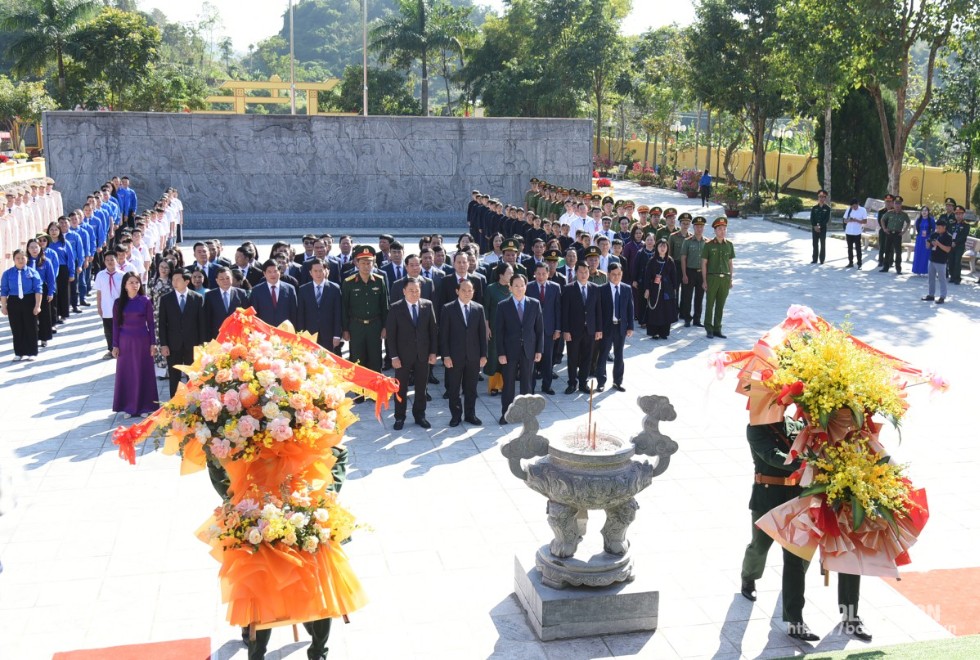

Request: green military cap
left=664, top=207, right=678, bottom=217
left=602, top=196, right=614, bottom=205
left=678, top=212, right=693, bottom=221
left=591, top=193, right=602, bottom=202
left=501, top=238, right=521, bottom=253
left=883, top=193, right=895, bottom=201
left=530, top=177, right=539, bottom=183
left=637, top=204, right=650, bottom=213
left=692, top=216, right=707, bottom=226
left=624, top=200, right=635, bottom=207
left=650, top=206, right=663, bottom=214
left=955, top=205, right=966, bottom=212
left=712, top=217, right=728, bottom=228
left=352, top=244, right=377, bottom=260
left=945, top=197, right=956, bottom=205
left=544, top=248, right=562, bottom=262
left=584, top=246, right=601, bottom=259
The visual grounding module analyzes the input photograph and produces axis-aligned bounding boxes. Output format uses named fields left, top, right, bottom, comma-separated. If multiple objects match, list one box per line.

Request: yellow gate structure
left=201, top=75, right=349, bottom=115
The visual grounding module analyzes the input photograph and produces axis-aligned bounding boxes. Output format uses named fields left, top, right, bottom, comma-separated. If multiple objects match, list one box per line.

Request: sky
left=139, top=0, right=696, bottom=52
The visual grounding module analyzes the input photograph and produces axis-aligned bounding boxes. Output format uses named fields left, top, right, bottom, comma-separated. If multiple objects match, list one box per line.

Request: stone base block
left=514, top=553, right=659, bottom=641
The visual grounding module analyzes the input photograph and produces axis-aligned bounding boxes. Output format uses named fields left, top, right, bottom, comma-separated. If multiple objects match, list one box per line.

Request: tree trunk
left=705, top=108, right=713, bottom=175
left=823, top=90, right=833, bottom=201
left=652, top=134, right=658, bottom=168
left=442, top=51, right=452, bottom=115
left=694, top=101, right=702, bottom=169
left=966, top=148, right=974, bottom=210
left=56, top=43, right=66, bottom=101
left=420, top=48, right=429, bottom=116
left=596, top=107, right=602, bottom=157
left=643, top=135, right=650, bottom=167
left=751, top=113, right=766, bottom=196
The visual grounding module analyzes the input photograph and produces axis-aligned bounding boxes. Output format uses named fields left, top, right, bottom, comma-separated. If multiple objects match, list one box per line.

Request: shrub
left=776, top=195, right=805, bottom=217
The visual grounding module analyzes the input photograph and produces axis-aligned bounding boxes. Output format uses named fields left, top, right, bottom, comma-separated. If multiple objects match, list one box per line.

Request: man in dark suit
left=438, top=250, right=484, bottom=309
left=189, top=242, right=219, bottom=288
left=158, top=268, right=207, bottom=397
left=545, top=248, right=568, bottom=369
left=561, top=262, right=603, bottom=394
left=379, top=241, right=408, bottom=289
left=418, top=248, right=444, bottom=291
left=298, top=238, right=332, bottom=286
left=390, top=254, right=436, bottom=306
left=495, top=274, right=543, bottom=425
left=234, top=247, right=265, bottom=288
left=203, top=266, right=249, bottom=341
left=385, top=278, right=438, bottom=430
left=596, top=263, right=634, bottom=392
left=297, top=258, right=343, bottom=354
left=528, top=262, right=562, bottom=395
left=294, top=234, right=317, bottom=265
left=251, top=259, right=298, bottom=327
left=440, top=279, right=487, bottom=427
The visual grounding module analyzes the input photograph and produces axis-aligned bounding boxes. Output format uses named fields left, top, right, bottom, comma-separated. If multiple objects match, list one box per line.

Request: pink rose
left=268, top=417, right=293, bottom=442
left=201, top=398, right=223, bottom=423
left=210, top=438, right=232, bottom=459
left=237, top=415, right=259, bottom=438
left=222, top=389, right=242, bottom=415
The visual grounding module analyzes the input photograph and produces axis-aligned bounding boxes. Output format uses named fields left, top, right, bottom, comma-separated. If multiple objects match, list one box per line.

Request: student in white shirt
left=843, top=198, right=868, bottom=269
left=94, top=252, right=124, bottom=358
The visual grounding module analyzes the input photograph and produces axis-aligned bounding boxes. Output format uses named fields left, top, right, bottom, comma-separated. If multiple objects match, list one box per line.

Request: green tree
left=68, top=7, right=161, bottom=109
left=686, top=0, right=792, bottom=196
left=0, top=75, right=56, bottom=136
left=815, top=87, right=894, bottom=202
left=332, top=64, right=421, bottom=115
left=852, top=0, right=978, bottom=194
left=0, top=0, right=101, bottom=101
left=124, top=66, right=209, bottom=112
left=771, top=0, right=859, bottom=201
left=430, top=2, right=475, bottom=114
left=630, top=26, right=689, bottom=169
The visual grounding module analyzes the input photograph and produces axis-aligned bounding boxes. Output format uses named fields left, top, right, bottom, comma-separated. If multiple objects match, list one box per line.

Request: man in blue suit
left=297, top=258, right=343, bottom=354
left=528, top=262, right=562, bottom=395
left=597, top=262, right=634, bottom=392
left=495, top=274, right=543, bottom=425
left=250, top=259, right=298, bottom=327
left=561, top=262, right=603, bottom=394
left=203, top=266, right=249, bottom=341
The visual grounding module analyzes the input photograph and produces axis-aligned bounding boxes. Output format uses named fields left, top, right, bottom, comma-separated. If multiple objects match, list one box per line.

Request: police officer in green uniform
left=680, top=216, right=707, bottom=328
left=342, top=245, right=389, bottom=378
left=585, top=246, right=607, bottom=285
left=809, top=189, right=832, bottom=264
left=739, top=420, right=819, bottom=642
left=879, top=195, right=908, bottom=274
left=701, top=218, right=735, bottom=339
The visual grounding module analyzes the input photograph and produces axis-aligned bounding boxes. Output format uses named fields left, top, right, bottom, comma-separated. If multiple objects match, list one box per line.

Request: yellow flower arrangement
left=767, top=322, right=907, bottom=429
left=804, top=437, right=913, bottom=529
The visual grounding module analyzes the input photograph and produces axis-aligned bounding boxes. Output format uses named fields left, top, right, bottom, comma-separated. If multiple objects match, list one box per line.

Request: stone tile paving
left=1, top=186, right=978, bottom=658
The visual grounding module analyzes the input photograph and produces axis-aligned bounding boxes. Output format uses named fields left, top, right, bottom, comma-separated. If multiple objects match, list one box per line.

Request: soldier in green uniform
left=936, top=197, right=957, bottom=226
left=739, top=420, right=819, bottom=642
left=809, top=189, right=832, bottom=264
left=655, top=208, right=678, bottom=242
left=499, top=238, right=527, bottom=277
left=948, top=204, right=970, bottom=285
left=878, top=195, right=908, bottom=274
left=585, top=246, right=607, bottom=285
left=525, top=177, right=540, bottom=211
left=667, top=212, right=692, bottom=301
left=680, top=216, right=707, bottom=328
left=701, top=217, right=735, bottom=339
left=342, top=245, right=389, bottom=378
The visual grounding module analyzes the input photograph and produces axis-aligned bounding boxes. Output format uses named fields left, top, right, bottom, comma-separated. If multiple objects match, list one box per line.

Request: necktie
left=463, top=303, right=469, bottom=326
left=17, top=269, right=23, bottom=299
left=517, top=299, right=524, bottom=321
left=108, top=272, right=115, bottom=296
left=411, top=303, right=418, bottom=326
left=179, top=293, right=185, bottom=312
left=581, top=285, right=587, bottom=304
left=395, top=266, right=402, bottom=280
left=315, top=285, right=322, bottom=304
left=539, top=283, right=545, bottom=302
left=613, top=284, right=619, bottom=322
left=271, top=286, right=278, bottom=307
left=223, top=290, right=230, bottom=311
left=424, top=270, right=430, bottom=278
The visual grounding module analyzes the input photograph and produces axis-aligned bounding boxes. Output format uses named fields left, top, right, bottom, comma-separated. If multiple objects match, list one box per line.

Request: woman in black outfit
left=644, top=239, right=679, bottom=339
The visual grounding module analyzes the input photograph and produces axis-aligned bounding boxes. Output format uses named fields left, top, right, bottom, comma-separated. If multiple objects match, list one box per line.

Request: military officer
left=878, top=195, right=908, bottom=274
left=701, top=217, right=735, bottom=339
left=948, top=205, right=970, bottom=284
left=668, top=212, right=692, bottom=300
left=342, top=245, right=389, bottom=382
left=739, top=419, right=819, bottom=642
left=584, top=246, right=607, bottom=285
left=680, top=216, right=707, bottom=328
left=809, top=189, right=832, bottom=265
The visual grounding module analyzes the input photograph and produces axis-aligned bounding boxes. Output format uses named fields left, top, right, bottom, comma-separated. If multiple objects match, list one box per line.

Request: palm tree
left=370, top=0, right=473, bottom=116
left=0, top=0, right=100, bottom=101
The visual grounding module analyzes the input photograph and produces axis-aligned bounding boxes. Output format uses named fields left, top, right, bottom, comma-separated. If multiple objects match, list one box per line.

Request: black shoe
left=464, top=416, right=482, bottom=426
left=426, top=393, right=432, bottom=401
left=71, top=307, right=81, bottom=314
left=740, top=579, right=756, bottom=601
left=842, top=618, right=872, bottom=642
left=415, top=418, right=431, bottom=429
left=596, top=385, right=605, bottom=392
left=693, top=321, right=703, bottom=327
left=551, top=371, right=559, bottom=379
left=499, top=415, right=507, bottom=425
left=428, top=374, right=439, bottom=384
left=846, top=263, right=853, bottom=268
left=878, top=268, right=887, bottom=273
left=393, top=419, right=405, bottom=430
left=857, top=262, right=862, bottom=268
left=613, top=384, right=626, bottom=392
left=490, top=390, right=500, bottom=396
left=80, top=301, right=92, bottom=306
left=936, top=297, right=945, bottom=304
left=921, top=295, right=934, bottom=301
left=714, top=332, right=727, bottom=339
left=564, top=385, right=577, bottom=394
left=951, top=280, right=961, bottom=285
left=449, top=417, right=461, bottom=427
left=810, top=260, right=817, bottom=265
left=479, top=374, right=485, bottom=381
left=787, top=621, right=819, bottom=642
left=541, top=388, right=555, bottom=395
left=442, top=392, right=449, bottom=399
left=684, top=320, right=691, bottom=327
left=578, top=385, right=590, bottom=394
left=706, top=331, right=714, bottom=339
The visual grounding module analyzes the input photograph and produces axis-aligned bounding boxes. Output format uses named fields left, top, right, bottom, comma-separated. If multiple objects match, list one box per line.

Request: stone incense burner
left=501, top=394, right=678, bottom=589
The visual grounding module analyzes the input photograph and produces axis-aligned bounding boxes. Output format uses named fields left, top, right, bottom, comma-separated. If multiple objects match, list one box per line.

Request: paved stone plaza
left=2, top=184, right=978, bottom=658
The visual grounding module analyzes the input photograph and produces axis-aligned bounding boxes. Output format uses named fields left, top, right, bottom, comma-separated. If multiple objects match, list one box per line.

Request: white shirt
left=94, top=269, right=122, bottom=317
left=844, top=206, right=869, bottom=236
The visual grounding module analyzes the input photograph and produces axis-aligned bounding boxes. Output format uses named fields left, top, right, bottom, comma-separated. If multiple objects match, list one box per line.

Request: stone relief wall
left=43, top=112, right=593, bottom=228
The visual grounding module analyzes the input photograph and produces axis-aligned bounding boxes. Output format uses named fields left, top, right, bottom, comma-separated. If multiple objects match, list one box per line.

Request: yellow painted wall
left=0, top=160, right=46, bottom=187
left=599, top=138, right=978, bottom=206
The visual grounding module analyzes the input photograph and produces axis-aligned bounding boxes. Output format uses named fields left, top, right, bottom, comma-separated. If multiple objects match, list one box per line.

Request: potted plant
left=714, top=183, right=744, bottom=217
left=638, top=167, right=655, bottom=187
left=675, top=169, right=701, bottom=198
